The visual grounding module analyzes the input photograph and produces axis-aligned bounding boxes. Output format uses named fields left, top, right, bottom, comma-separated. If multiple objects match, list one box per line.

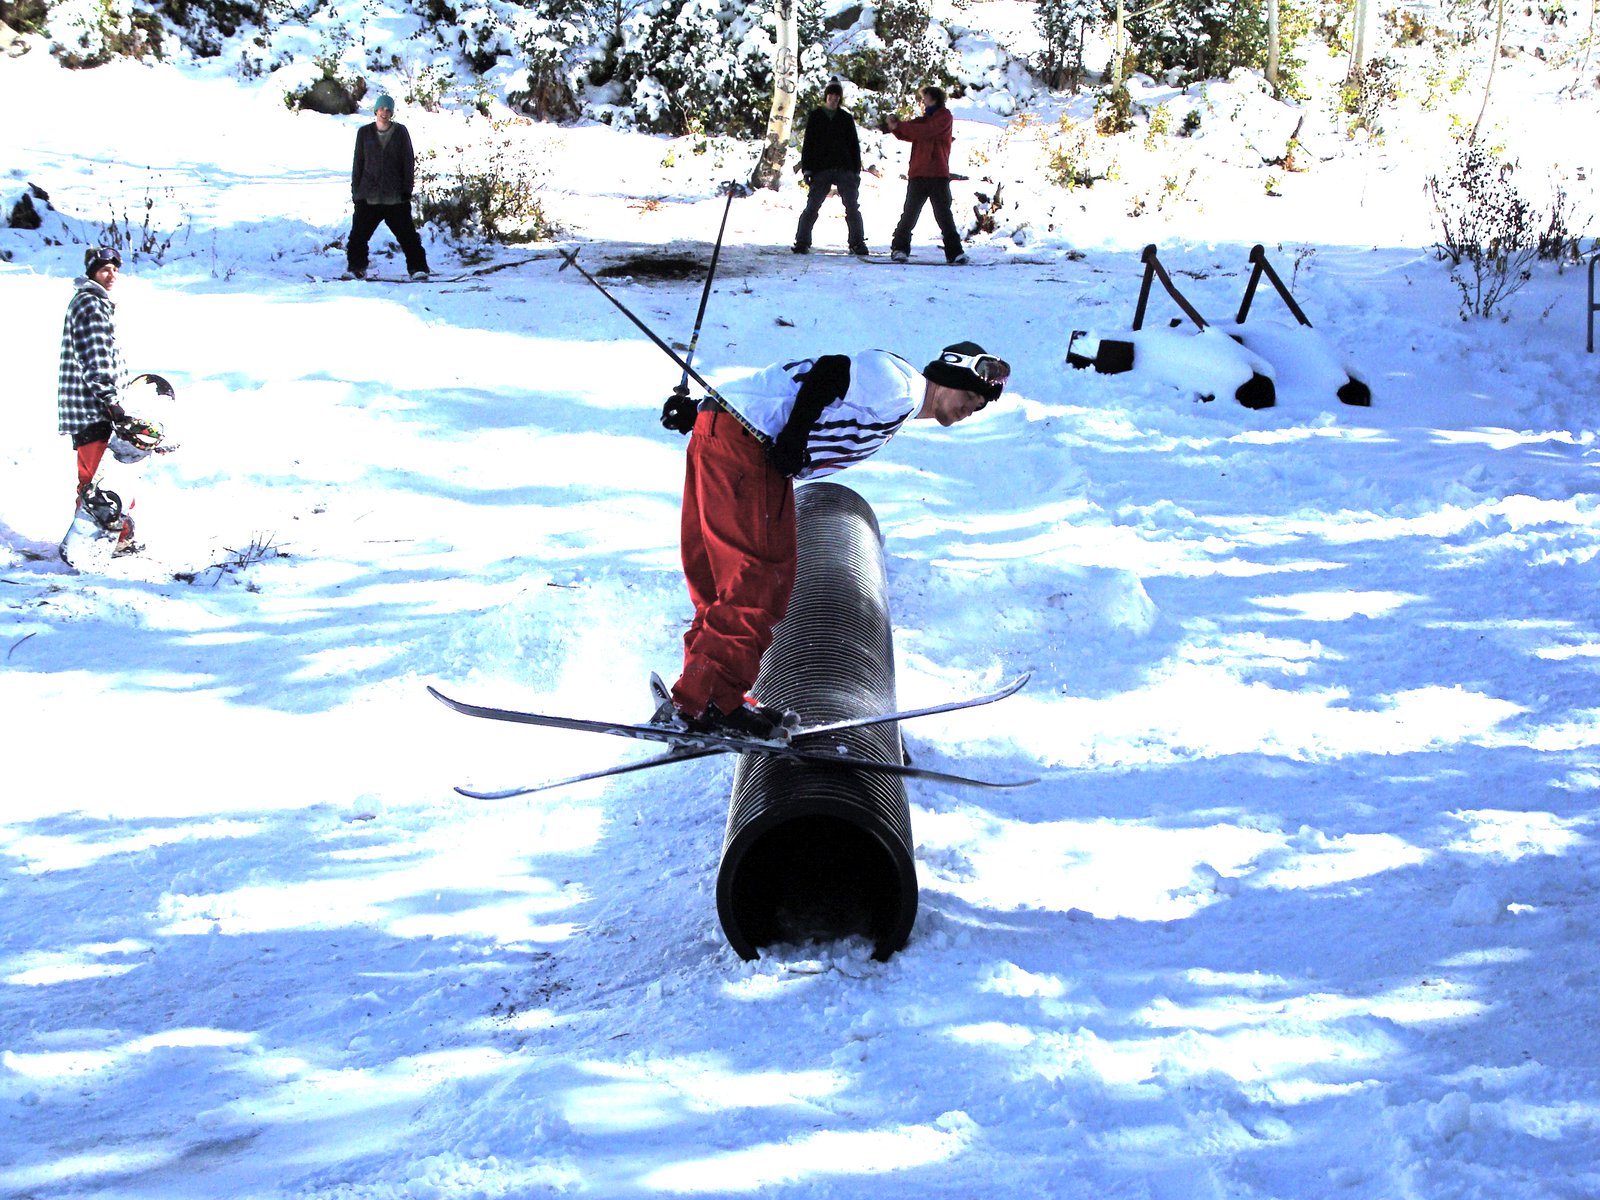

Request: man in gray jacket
left=344, top=93, right=431, bottom=280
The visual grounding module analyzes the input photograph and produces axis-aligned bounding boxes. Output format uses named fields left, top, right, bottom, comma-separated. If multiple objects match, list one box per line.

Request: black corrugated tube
left=716, top=481, right=917, bottom=961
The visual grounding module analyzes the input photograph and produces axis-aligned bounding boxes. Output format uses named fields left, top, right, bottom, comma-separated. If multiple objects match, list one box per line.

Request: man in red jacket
left=886, top=85, right=967, bottom=265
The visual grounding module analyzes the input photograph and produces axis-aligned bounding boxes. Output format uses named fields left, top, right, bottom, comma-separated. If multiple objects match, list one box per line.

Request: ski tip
left=426, top=684, right=462, bottom=711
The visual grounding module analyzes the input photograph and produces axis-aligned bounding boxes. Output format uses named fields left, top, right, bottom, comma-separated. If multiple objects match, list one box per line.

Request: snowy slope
left=3, top=18, right=1600, bottom=1200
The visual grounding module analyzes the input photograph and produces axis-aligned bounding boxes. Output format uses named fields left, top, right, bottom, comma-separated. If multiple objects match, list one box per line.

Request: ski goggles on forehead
left=941, top=350, right=1011, bottom=400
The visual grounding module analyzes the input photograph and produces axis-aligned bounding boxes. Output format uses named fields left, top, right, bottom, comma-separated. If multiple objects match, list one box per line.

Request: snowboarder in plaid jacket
left=58, top=245, right=135, bottom=549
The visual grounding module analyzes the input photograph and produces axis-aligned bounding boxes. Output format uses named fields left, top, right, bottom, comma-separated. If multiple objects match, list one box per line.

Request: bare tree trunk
left=1348, top=0, right=1372, bottom=81
left=1113, top=0, right=1126, bottom=86
left=1570, top=0, right=1596, bottom=94
left=1471, top=0, right=1507, bottom=142
left=752, top=0, right=800, bottom=190
left=1267, top=0, right=1280, bottom=96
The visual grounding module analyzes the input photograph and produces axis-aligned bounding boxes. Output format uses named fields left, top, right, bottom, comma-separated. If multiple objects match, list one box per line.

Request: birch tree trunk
left=1113, top=0, right=1126, bottom=87
left=1471, top=0, right=1507, bottom=143
left=1348, top=0, right=1373, bottom=81
left=752, top=0, right=800, bottom=190
left=1267, top=0, right=1280, bottom=96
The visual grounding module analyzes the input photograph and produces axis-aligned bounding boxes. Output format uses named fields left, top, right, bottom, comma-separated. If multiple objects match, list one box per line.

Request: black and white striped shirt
left=716, top=350, right=922, bottom=480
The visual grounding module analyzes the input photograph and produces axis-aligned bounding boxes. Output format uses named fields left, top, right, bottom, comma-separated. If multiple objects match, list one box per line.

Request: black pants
left=794, top=169, right=867, bottom=252
left=347, top=201, right=429, bottom=275
left=890, top=177, right=963, bottom=261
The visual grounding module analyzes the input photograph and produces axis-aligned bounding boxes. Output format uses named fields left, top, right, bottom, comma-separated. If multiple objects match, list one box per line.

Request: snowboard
left=59, top=374, right=178, bottom=571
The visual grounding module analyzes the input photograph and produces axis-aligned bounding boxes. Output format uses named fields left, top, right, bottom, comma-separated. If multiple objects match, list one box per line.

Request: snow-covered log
left=1223, top=317, right=1371, bottom=407
left=1068, top=326, right=1277, bottom=409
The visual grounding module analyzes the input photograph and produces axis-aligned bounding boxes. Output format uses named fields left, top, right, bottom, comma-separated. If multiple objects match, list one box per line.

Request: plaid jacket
left=58, top=276, right=126, bottom=436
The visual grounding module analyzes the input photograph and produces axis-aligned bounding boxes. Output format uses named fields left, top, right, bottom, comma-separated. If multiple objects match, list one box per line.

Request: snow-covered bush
left=506, top=6, right=589, bottom=119
left=1042, top=113, right=1117, bottom=188
left=415, top=117, right=559, bottom=243
left=155, top=0, right=275, bottom=59
left=47, top=0, right=162, bottom=66
left=400, top=58, right=456, bottom=110
left=831, top=0, right=954, bottom=120
left=1034, top=0, right=1096, bottom=92
left=596, top=0, right=776, bottom=135
left=1339, top=51, right=1402, bottom=137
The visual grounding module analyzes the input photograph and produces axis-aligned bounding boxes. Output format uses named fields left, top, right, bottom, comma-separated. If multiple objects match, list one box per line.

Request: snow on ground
left=4, top=24, right=1600, bottom=1200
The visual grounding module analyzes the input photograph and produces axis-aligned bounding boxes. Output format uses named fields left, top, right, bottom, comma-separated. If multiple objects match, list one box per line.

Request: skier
left=886, top=85, right=966, bottom=265
left=655, top=342, right=1010, bottom=738
left=58, top=245, right=137, bottom=555
left=343, top=93, right=431, bottom=281
left=792, top=79, right=869, bottom=257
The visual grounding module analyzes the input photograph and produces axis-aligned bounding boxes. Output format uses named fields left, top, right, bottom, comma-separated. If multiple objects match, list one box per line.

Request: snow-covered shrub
left=505, top=2, right=599, bottom=120
left=401, top=58, right=456, bottom=110
left=1044, top=114, right=1116, bottom=188
left=3, top=0, right=49, bottom=34
left=1097, top=80, right=1135, bottom=133
left=281, top=20, right=369, bottom=112
left=1339, top=51, right=1402, bottom=137
left=1427, top=142, right=1539, bottom=319
left=415, top=118, right=559, bottom=243
left=47, top=0, right=162, bottom=66
left=842, top=0, right=953, bottom=114
left=455, top=3, right=512, bottom=73
left=154, top=0, right=273, bottom=59
left=1034, top=0, right=1097, bottom=92
left=599, top=0, right=776, bottom=136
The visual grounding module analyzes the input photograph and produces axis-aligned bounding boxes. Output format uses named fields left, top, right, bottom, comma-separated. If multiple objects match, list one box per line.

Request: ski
left=427, top=674, right=1035, bottom=794
left=770, top=249, right=993, bottom=267
left=453, top=740, right=1028, bottom=799
left=455, top=744, right=724, bottom=799
left=308, top=273, right=487, bottom=285
left=429, top=673, right=1028, bottom=749
left=794, top=673, right=1030, bottom=737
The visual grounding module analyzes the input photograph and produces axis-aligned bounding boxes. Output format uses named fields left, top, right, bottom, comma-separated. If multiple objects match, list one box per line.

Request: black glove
left=104, top=400, right=126, bottom=422
left=768, top=425, right=811, bottom=477
left=766, top=355, right=850, bottom=478
left=661, top=388, right=697, bottom=435
left=802, top=172, right=814, bottom=188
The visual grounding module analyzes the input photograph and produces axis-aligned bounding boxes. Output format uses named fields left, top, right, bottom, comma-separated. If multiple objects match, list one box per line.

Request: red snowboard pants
left=670, top=409, right=797, bottom=718
left=74, top=437, right=135, bottom=545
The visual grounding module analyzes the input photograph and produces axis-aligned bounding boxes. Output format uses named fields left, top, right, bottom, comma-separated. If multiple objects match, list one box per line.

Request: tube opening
left=725, top=814, right=906, bottom=959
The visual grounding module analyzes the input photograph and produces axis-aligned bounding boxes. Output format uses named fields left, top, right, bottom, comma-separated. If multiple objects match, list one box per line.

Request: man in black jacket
left=343, top=94, right=431, bottom=280
left=792, top=80, right=868, bottom=257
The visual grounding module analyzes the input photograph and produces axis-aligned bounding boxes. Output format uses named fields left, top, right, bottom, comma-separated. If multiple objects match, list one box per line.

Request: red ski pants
left=74, top=438, right=135, bottom=544
left=75, top=438, right=109, bottom=499
left=671, top=409, right=797, bottom=718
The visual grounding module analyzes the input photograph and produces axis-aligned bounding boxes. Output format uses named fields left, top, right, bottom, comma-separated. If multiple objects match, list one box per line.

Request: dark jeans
left=890, top=176, right=963, bottom=260
left=794, top=169, right=867, bottom=252
left=348, top=200, right=429, bottom=274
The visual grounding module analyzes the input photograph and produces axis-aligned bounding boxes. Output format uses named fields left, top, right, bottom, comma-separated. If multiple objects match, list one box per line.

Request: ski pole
left=675, top=181, right=743, bottom=398
left=558, top=246, right=773, bottom=447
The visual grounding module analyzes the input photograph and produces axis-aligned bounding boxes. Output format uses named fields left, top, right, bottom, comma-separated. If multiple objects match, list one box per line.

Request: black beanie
left=84, top=245, right=122, bottom=275
left=923, top=341, right=1004, bottom=402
